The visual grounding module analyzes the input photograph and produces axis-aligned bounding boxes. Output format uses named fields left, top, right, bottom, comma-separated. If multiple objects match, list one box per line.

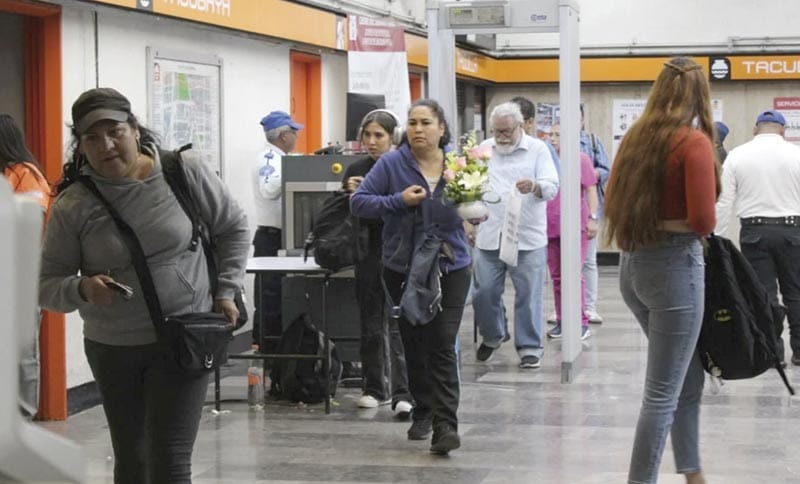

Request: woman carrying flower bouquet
left=350, top=99, right=470, bottom=455
left=342, top=109, right=413, bottom=417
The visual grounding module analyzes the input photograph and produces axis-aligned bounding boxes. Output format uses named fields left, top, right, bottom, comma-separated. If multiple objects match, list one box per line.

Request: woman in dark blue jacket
left=351, top=99, right=470, bottom=455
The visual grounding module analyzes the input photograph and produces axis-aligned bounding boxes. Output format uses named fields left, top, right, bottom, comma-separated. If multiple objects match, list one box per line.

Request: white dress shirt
left=253, top=141, right=285, bottom=228
left=475, top=134, right=559, bottom=251
left=716, top=133, right=800, bottom=234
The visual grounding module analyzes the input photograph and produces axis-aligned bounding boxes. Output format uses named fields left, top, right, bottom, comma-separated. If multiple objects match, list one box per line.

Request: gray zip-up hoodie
left=39, top=148, right=250, bottom=346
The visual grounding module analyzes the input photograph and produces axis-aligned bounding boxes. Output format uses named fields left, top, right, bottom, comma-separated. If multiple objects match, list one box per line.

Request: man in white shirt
left=473, top=102, right=559, bottom=369
left=252, top=110, right=302, bottom=349
left=716, top=110, right=800, bottom=366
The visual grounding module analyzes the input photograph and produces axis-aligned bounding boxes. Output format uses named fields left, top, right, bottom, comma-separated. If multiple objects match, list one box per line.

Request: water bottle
left=247, top=345, right=264, bottom=409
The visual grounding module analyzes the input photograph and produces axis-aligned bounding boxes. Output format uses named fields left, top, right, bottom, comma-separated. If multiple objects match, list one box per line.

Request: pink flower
left=477, top=145, right=493, bottom=160
left=443, top=169, right=456, bottom=182
left=467, top=146, right=481, bottom=160
left=456, top=156, right=467, bottom=169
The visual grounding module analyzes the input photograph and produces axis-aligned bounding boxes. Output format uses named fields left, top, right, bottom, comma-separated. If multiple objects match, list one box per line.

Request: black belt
left=740, top=216, right=800, bottom=227
left=256, top=226, right=281, bottom=234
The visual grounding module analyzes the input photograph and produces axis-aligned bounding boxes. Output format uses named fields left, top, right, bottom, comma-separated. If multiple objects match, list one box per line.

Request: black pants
left=355, top=250, right=411, bottom=405
left=740, top=224, right=800, bottom=360
left=84, top=339, right=209, bottom=484
left=253, top=226, right=283, bottom=352
left=383, top=267, right=470, bottom=431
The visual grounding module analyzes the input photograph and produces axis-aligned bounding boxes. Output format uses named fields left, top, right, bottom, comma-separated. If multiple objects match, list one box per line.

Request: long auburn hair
left=604, top=56, right=721, bottom=251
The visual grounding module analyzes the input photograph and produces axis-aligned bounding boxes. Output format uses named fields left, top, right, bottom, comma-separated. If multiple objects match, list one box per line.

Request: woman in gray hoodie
left=39, top=88, right=249, bottom=484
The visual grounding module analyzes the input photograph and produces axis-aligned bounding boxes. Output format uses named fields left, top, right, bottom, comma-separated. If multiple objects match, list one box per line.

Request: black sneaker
left=407, top=418, right=433, bottom=440
left=430, top=425, right=461, bottom=454
left=519, top=355, right=541, bottom=369
left=476, top=343, right=495, bottom=362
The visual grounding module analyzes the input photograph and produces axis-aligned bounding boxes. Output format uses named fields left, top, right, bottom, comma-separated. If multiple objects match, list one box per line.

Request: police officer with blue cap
left=252, top=110, right=303, bottom=350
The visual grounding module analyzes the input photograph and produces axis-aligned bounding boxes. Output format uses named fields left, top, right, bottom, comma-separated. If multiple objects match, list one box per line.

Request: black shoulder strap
left=78, top=177, right=167, bottom=336
left=160, top=145, right=220, bottom=297
left=161, top=144, right=201, bottom=252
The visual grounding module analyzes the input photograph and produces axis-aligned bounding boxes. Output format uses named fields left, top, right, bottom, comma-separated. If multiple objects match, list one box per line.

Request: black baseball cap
left=72, top=87, right=132, bottom=134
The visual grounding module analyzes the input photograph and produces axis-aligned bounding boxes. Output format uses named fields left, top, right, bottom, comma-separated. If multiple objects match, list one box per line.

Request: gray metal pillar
left=426, top=1, right=458, bottom=144
left=558, top=0, right=582, bottom=383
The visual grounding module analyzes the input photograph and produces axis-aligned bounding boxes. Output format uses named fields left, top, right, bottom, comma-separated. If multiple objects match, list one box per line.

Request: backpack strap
left=160, top=145, right=222, bottom=299
left=161, top=144, right=201, bottom=252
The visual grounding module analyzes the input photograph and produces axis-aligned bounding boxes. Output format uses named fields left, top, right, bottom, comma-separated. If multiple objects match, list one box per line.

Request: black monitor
left=345, top=92, right=385, bottom=141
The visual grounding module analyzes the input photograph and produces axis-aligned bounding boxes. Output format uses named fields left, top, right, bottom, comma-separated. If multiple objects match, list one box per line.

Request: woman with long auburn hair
left=604, top=57, right=720, bottom=484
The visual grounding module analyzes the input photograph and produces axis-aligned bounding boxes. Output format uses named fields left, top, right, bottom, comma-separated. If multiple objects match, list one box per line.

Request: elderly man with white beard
left=472, top=102, right=559, bottom=369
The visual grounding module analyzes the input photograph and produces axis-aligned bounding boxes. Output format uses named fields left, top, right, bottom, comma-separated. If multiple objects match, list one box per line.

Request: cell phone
left=106, top=281, right=134, bottom=300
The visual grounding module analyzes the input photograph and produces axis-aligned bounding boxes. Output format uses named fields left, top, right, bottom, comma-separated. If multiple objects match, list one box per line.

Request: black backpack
left=698, top=235, right=794, bottom=394
left=269, top=314, right=342, bottom=403
left=160, top=144, right=248, bottom=330
left=304, top=191, right=367, bottom=271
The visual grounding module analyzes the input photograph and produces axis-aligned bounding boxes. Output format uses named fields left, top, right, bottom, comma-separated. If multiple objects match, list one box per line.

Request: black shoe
left=791, top=354, right=800, bottom=366
left=430, top=425, right=461, bottom=454
left=476, top=343, right=496, bottom=362
left=407, top=418, right=433, bottom=440
left=519, top=355, right=541, bottom=369
left=502, top=332, right=511, bottom=343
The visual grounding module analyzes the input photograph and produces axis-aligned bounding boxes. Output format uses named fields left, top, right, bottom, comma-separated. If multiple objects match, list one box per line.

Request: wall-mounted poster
left=611, top=99, right=724, bottom=160
left=147, top=48, right=223, bottom=175
left=611, top=99, right=647, bottom=161
left=774, top=97, right=800, bottom=144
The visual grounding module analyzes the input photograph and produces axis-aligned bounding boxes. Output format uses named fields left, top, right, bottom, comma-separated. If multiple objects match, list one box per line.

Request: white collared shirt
left=475, top=134, right=559, bottom=251
left=716, top=133, right=800, bottom=234
left=253, top=141, right=285, bottom=228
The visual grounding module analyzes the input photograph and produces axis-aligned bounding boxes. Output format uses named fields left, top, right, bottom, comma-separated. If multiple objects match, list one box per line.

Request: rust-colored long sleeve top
left=659, top=128, right=717, bottom=236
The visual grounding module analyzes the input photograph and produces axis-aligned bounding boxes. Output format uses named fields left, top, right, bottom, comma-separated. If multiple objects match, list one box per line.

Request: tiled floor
left=40, top=267, right=800, bottom=483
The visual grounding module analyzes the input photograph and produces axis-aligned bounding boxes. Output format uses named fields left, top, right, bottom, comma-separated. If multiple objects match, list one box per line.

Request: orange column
left=19, top=2, right=66, bottom=421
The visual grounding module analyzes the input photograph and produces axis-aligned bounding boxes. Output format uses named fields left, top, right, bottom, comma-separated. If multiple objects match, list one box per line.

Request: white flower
left=458, top=171, right=487, bottom=190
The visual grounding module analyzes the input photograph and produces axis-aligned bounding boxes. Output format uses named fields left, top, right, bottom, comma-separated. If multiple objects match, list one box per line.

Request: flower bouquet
left=443, top=133, right=491, bottom=221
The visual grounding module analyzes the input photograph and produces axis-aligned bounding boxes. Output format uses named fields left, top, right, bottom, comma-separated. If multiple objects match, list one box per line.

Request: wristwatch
left=589, top=213, right=598, bottom=221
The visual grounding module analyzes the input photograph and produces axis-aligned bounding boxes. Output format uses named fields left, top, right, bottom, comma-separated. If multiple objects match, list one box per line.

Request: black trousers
left=740, top=224, right=800, bottom=360
left=252, top=226, right=283, bottom=352
left=383, top=267, right=470, bottom=431
left=84, top=339, right=209, bottom=484
left=355, top=250, right=411, bottom=405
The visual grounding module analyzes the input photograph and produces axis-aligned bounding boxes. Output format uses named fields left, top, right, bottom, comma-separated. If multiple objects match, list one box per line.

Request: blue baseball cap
left=260, top=111, right=303, bottom=131
left=714, top=121, right=729, bottom=142
left=755, top=110, right=786, bottom=126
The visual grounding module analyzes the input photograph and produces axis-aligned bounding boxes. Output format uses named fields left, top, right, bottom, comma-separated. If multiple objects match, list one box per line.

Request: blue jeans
left=619, top=234, right=705, bottom=484
left=473, top=248, right=547, bottom=358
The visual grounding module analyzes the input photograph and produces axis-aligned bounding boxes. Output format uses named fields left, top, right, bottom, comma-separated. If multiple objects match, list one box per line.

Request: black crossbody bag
left=79, top=175, right=232, bottom=373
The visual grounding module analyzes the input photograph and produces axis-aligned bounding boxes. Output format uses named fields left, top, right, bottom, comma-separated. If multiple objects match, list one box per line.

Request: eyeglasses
left=494, top=125, right=519, bottom=137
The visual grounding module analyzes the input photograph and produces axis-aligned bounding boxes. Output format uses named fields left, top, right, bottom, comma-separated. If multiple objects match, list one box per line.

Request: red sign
left=348, top=15, right=405, bottom=52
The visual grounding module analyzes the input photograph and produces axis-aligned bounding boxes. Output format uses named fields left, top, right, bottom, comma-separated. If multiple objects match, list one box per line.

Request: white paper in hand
left=499, top=188, right=521, bottom=267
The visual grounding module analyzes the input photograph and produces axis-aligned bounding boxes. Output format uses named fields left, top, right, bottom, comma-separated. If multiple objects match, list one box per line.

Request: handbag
left=79, top=177, right=232, bottom=372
